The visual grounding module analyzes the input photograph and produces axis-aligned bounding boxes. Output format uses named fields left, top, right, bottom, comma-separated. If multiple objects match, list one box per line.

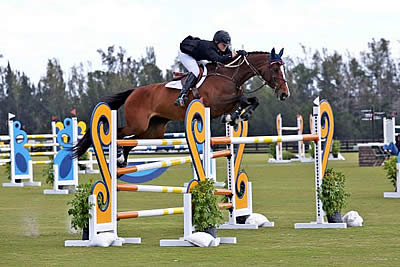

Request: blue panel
left=54, top=118, right=74, bottom=182
left=15, top=153, right=28, bottom=174
left=119, top=161, right=169, bottom=183
left=59, top=154, right=72, bottom=180
left=13, top=121, right=31, bottom=176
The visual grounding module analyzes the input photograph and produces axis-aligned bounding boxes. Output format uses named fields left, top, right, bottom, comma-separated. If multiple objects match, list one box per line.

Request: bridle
left=210, top=54, right=287, bottom=95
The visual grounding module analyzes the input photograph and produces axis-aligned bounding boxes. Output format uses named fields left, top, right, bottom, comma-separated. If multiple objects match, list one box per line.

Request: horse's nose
left=280, top=92, right=289, bottom=101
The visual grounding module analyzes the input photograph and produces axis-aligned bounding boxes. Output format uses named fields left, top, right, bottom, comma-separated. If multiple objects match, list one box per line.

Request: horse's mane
left=247, top=51, right=270, bottom=55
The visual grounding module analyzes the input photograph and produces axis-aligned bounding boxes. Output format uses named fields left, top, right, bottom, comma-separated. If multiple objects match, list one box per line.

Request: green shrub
left=282, top=150, right=295, bottom=160
left=318, top=168, right=350, bottom=216
left=383, top=156, right=397, bottom=191
left=43, top=162, right=54, bottom=185
left=67, top=181, right=94, bottom=231
left=191, top=178, right=224, bottom=232
left=4, top=162, right=11, bottom=180
left=332, top=140, right=341, bottom=157
left=269, top=144, right=276, bottom=158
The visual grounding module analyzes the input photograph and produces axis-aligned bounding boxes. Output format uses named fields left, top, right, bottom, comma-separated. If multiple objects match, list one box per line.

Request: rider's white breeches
left=178, top=50, right=200, bottom=77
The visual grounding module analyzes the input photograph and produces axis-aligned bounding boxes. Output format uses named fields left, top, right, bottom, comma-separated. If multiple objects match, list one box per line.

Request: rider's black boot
left=174, top=72, right=197, bottom=107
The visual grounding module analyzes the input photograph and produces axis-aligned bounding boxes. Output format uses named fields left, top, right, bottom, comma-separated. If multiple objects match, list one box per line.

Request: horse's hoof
left=117, top=161, right=127, bottom=168
left=240, top=114, right=249, bottom=121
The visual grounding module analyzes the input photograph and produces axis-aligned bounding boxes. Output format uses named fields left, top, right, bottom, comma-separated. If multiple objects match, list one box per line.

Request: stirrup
left=174, top=95, right=188, bottom=107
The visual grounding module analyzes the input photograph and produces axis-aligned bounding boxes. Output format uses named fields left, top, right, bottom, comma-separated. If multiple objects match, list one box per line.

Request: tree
left=38, top=59, right=68, bottom=127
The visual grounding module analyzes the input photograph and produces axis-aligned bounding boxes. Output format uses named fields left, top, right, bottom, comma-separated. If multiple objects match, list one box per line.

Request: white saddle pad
left=165, top=63, right=208, bottom=90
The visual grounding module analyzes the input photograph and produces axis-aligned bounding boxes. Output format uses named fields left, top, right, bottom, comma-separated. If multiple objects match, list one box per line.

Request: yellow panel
left=90, top=103, right=113, bottom=225
left=185, top=100, right=206, bottom=181
left=320, top=100, right=334, bottom=177
left=235, top=172, right=249, bottom=210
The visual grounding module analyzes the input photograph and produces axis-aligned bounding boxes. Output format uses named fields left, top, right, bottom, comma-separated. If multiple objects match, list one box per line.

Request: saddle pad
left=165, top=63, right=207, bottom=90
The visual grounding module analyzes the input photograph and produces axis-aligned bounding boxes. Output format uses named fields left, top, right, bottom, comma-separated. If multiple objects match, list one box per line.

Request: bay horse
left=74, top=48, right=290, bottom=165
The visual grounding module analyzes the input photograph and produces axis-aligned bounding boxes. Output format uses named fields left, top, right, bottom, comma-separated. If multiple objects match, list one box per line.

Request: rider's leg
left=175, top=51, right=200, bottom=106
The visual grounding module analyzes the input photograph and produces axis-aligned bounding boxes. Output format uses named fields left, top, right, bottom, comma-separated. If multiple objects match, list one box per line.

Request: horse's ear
left=279, top=48, right=284, bottom=57
left=271, top=48, right=276, bottom=55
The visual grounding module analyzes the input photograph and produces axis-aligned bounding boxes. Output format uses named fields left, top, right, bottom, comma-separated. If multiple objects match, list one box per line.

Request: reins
left=206, top=53, right=287, bottom=95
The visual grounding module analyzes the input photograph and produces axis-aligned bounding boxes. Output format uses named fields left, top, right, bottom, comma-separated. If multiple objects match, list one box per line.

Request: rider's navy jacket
left=180, top=35, right=233, bottom=64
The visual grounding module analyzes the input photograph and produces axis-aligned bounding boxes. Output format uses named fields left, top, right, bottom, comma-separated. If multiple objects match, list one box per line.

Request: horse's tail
left=73, top=89, right=134, bottom=158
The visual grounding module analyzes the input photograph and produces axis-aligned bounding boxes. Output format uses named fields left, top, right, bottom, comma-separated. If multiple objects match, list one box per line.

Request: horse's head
left=268, top=48, right=290, bottom=100
left=246, top=48, right=290, bottom=101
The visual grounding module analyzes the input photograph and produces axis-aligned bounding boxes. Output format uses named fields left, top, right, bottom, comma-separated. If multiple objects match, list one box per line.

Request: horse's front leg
left=239, top=96, right=259, bottom=121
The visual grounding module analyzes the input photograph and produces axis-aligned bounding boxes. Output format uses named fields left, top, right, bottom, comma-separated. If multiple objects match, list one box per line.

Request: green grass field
left=1, top=153, right=399, bottom=266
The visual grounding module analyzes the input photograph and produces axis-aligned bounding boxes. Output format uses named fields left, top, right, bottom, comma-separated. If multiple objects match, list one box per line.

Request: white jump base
left=384, top=192, right=400, bottom=198
left=294, top=222, right=347, bottom=229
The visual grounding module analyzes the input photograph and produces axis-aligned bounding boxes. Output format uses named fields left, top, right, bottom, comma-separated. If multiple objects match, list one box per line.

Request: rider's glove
left=237, top=50, right=247, bottom=56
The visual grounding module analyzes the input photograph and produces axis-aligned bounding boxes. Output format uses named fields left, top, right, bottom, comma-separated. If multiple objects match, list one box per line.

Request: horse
left=74, top=48, right=290, bottom=165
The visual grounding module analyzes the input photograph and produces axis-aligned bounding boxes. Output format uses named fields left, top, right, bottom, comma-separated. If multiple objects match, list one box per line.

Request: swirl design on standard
left=90, top=103, right=112, bottom=224
left=233, top=120, right=249, bottom=209
left=185, top=100, right=206, bottom=181
left=319, top=100, right=334, bottom=177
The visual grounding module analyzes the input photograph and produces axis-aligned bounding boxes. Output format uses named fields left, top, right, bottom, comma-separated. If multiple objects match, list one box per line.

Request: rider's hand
left=237, top=50, right=247, bottom=56
left=232, top=50, right=238, bottom=57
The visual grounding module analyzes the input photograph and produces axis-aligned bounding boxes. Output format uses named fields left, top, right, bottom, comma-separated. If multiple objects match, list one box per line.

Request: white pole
left=313, top=98, right=325, bottom=224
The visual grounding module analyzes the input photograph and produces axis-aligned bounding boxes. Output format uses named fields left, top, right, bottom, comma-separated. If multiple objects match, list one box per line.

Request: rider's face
left=217, top=42, right=228, bottom=52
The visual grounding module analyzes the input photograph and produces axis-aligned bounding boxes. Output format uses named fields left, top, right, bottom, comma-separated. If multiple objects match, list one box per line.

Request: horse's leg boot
left=174, top=72, right=197, bottom=107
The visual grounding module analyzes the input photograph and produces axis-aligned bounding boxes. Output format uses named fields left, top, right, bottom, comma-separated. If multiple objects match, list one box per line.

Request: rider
left=174, top=30, right=245, bottom=107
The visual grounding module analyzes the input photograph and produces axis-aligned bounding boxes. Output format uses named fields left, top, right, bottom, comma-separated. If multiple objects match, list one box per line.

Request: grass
left=0, top=153, right=399, bottom=266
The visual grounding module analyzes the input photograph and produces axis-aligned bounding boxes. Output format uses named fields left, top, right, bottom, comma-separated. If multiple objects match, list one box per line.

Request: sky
left=1, top=0, right=399, bottom=84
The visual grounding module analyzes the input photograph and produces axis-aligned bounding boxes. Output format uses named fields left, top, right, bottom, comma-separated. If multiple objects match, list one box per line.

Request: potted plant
left=269, top=143, right=276, bottom=159
left=332, top=140, right=341, bottom=158
left=282, top=150, right=295, bottom=160
left=383, top=156, right=397, bottom=191
left=191, top=178, right=224, bottom=238
left=3, top=160, right=11, bottom=180
left=318, top=168, right=350, bottom=223
left=43, top=162, right=54, bottom=186
left=67, top=181, right=94, bottom=240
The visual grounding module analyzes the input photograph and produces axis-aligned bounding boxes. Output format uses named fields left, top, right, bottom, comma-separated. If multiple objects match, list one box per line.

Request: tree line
left=0, top=38, right=399, bottom=141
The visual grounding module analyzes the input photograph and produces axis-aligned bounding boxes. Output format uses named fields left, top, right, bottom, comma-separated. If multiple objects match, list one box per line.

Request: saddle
left=165, top=63, right=208, bottom=92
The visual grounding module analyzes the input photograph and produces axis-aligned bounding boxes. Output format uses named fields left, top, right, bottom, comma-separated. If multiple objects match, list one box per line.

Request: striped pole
left=211, top=134, right=318, bottom=145
left=23, top=143, right=59, bottom=148
left=0, top=136, right=11, bottom=141
left=117, top=138, right=187, bottom=147
left=117, top=184, right=233, bottom=196
left=117, top=184, right=186, bottom=193
left=163, top=133, right=186, bottom=138
left=30, top=152, right=57, bottom=156
left=117, top=207, right=184, bottom=220
left=117, top=149, right=231, bottom=175
left=25, top=134, right=57, bottom=139
left=132, top=145, right=188, bottom=151
left=32, top=160, right=52, bottom=165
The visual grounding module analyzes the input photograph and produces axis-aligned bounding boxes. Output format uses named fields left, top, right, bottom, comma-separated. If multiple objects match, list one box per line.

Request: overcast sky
left=1, top=0, right=399, bottom=84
